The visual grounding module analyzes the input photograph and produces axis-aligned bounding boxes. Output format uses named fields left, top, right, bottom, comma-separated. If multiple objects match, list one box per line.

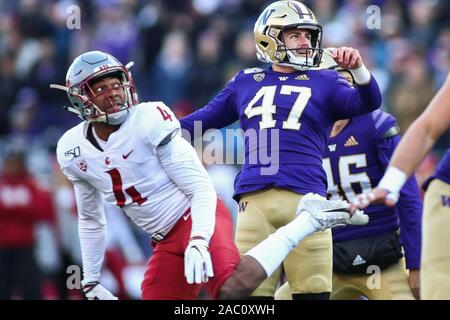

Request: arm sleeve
left=180, top=78, right=239, bottom=140
left=72, top=179, right=107, bottom=282
left=377, top=135, right=422, bottom=270
left=156, top=133, right=216, bottom=241
left=328, top=72, right=382, bottom=120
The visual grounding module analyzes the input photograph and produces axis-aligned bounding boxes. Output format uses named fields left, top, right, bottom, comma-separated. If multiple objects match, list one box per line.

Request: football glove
left=82, top=280, right=118, bottom=300
left=184, top=235, right=214, bottom=284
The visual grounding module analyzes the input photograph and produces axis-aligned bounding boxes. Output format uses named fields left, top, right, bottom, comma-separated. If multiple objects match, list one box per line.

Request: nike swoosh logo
left=182, top=212, right=191, bottom=221
left=122, top=150, right=134, bottom=159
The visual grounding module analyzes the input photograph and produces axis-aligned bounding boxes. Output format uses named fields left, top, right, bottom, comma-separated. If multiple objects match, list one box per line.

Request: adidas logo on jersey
left=352, top=255, right=366, bottom=266
left=344, top=136, right=359, bottom=147
left=295, top=74, right=309, bottom=80
left=328, top=144, right=337, bottom=152
left=278, top=76, right=289, bottom=81
left=253, top=73, right=265, bottom=82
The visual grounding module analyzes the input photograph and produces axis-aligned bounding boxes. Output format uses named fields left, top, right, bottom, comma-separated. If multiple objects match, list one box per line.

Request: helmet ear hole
left=260, top=41, right=269, bottom=48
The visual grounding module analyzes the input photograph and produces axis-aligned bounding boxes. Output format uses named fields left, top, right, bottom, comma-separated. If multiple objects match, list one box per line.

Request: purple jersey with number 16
left=323, top=110, right=422, bottom=269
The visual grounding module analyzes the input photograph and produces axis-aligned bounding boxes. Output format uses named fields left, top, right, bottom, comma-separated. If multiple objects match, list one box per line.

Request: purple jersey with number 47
left=180, top=67, right=382, bottom=200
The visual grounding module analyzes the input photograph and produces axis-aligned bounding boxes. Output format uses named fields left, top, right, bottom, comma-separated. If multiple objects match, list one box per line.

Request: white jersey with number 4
left=56, top=102, right=191, bottom=237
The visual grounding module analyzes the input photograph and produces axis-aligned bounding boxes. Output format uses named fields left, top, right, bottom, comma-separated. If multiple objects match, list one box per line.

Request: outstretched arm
left=353, top=73, right=450, bottom=208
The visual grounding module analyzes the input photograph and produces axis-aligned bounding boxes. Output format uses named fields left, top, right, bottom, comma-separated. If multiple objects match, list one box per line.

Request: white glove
left=82, top=280, right=118, bottom=300
left=184, top=236, right=214, bottom=284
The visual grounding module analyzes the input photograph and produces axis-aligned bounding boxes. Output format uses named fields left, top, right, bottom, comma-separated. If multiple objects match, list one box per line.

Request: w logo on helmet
left=261, top=8, right=275, bottom=25
left=288, top=1, right=315, bottom=21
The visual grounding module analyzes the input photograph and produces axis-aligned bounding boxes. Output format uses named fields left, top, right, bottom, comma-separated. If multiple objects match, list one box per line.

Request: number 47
left=244, top=85, right=312, bottom=130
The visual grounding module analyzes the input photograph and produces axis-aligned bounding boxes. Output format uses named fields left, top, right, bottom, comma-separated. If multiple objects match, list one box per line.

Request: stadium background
left=0, top=0, right=449, bottom=299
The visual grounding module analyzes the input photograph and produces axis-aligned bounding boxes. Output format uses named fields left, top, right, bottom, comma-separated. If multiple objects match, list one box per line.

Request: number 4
left=157, top=106, right=173, bottom=122
left=244, top=85, right=311, bottom=130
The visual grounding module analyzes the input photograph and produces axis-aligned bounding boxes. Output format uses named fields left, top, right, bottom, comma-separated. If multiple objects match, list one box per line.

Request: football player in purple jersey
left=275, top=63, right=422, bottom=300
left=180, top=1, right=382, bottom=299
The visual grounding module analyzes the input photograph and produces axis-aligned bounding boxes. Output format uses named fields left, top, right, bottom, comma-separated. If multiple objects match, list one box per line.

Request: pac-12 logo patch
left=253, top=73, right=265, bottom=82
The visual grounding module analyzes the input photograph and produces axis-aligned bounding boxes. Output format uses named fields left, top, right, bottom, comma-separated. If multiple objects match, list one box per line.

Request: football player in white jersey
left=52, top=51, right=369, bottom=300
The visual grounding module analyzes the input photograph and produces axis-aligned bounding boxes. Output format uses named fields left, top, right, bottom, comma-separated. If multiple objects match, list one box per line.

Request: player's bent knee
left=218, top=256, right=267, bottom=299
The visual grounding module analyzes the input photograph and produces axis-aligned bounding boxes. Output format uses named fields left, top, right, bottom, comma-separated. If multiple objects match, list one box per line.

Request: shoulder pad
left=243, top=67, right=265, bottom=74
left=381, top=125, right=400, bottom=139
left=56, top=123, right=85, bottom=167
left=136, top=101, right=180, bottom=147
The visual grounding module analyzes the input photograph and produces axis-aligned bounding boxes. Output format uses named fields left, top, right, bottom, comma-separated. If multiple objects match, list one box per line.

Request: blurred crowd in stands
left=0, top=0, right=449, bottom=299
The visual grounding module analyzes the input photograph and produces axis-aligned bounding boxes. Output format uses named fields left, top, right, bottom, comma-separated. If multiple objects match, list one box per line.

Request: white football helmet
left=254, top=1, right=323, bottom=70
left=51, top=51, right=138, bottom=125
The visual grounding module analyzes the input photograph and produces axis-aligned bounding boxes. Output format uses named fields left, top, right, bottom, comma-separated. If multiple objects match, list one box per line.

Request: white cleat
left=297, top=193, right=369, bottom=231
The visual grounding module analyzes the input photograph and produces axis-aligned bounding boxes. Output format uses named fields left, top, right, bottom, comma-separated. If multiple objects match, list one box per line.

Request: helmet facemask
left=75, top=67, right=136, bottom=125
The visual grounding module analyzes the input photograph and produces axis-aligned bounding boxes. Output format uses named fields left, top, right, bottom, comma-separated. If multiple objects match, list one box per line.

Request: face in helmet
left=62, top=51, right=138, bottom=125
left=254, top=0, right=323, bottom=70
left=86, top=73, right=127, bottom=123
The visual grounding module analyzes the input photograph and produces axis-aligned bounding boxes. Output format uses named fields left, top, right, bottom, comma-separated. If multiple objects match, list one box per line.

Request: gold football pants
left=421, top=179, right=450, bottom=299
left=275, top=258, right=414, bottom=300
left=236, top=188, right=332, bottom=297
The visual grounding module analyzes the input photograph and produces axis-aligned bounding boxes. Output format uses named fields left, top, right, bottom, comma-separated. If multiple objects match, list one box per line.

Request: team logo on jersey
left=295, top=74, right=309, bottom=80
left=344, top=136, right=359, bottom=147
left=328, top=144, right=337, bottom=152
left=64, top=146, right=81, bottom=159
left=239, top=201, right=249, bottom=212
left=278, top=76, right=289, bottom=81
left=77, top=160, right=87, bottom=172
left=253, top=73, right=265, bottom=82
left=105, top=157, right=111, bottom=165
